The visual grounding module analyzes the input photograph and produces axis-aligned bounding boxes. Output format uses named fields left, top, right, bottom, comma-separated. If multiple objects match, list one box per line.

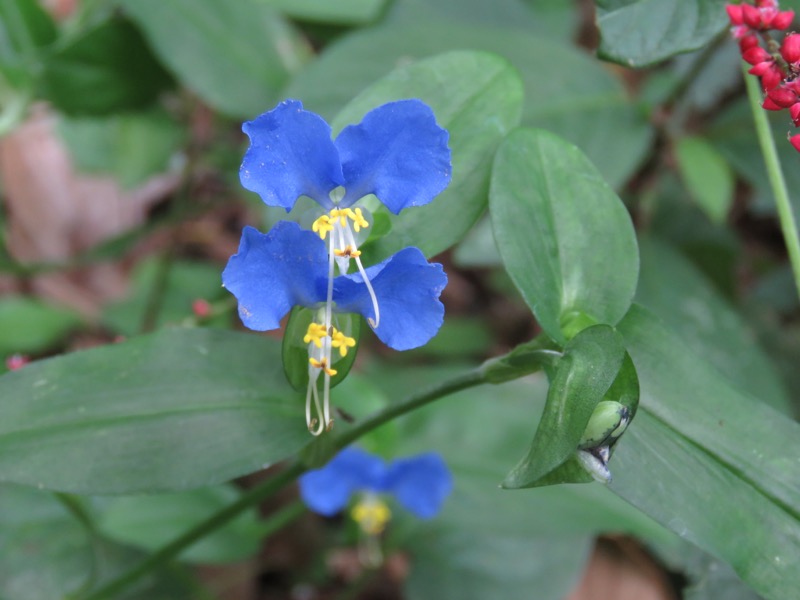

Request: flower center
left=351, top=495, right=391, bottom=535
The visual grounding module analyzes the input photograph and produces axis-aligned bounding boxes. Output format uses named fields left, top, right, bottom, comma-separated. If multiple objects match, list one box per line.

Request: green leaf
left=98, top=484, right=261, bottom=563
left=329, top=50, right=522, bottom=261
left=502, top=325, right=628, bottom=488
left=118, top=0, right=311, bottom=118
left=40, top=18, right=172, bottom=115
left=57, top=110, right=184, bottom=189
left=0, top=484, right=200, bottom=599
left=0, top=0, right=57, bottom=58
left=269, top=0, right=387, bottom=24
left=0, top=485, right=93, bottom=599
left=406, top=531, right=591, bottom=600
left=490, top=128, right=639, bottom=344
left=0, top=297, right=81, bottom=356
left=284, top=23, right=652, bottom=188
left=0, top=328, right=309, bottom=494
left=635, top=237, right=791, bottom=414
left=595, top=0, right=729, bottom=68
left=282, top=306, right=361, bottom=392
left=615, top=305, right=800, bottom=599
left=675, top=136, right=734, bottom=224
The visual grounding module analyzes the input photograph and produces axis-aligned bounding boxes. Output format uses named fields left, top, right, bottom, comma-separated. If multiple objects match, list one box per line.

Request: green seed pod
left=578, top=400, right=630, bottom=450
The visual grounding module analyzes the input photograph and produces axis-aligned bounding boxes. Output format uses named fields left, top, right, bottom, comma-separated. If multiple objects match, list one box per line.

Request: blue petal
left=333, top=247, right=447, bottom=350
left=240, top=100, right=344, bottom=211
left=335, top=100, right=452, bottom=213
left=384, top=453, right=453, bottom=519
left=299, top=448, right=388, bottom=516
left=221, top=222, right=328, bottom=330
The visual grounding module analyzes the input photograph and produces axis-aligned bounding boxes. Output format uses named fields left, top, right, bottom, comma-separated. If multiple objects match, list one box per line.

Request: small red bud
left=762, top=67, right=785, bottom=90
left=763, top=96, right=784, bottom=110
left=739, top=33, right=760, bottom=51
left=790, top=103, right=800, bottom=125
left=789, top=133, right=800, bottom=152
left=767, top=87, right=798, bottom=107
left=742, top=46, right=771, bottom=65
left=5, top=354, right=29, bottom=371
left=742, top=4, right=763, bottom=28
left=726, top=4, right=745, bottom=25
left=781, top=33, right=800, bottom=62
left=771, top=10, right=795, bottom=30
left=192, top=298, right=212, bottom=318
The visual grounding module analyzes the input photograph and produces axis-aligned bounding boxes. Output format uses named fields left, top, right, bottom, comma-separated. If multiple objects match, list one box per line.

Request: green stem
left=79, top=462, right=304, bottom=600
left=79, top=343, right=557, bottom=599
left=744, top=63, right=800, bottom=299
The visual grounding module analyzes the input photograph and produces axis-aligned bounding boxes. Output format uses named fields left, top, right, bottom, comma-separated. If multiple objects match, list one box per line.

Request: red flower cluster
left=728, top=1, right=800, bottom=152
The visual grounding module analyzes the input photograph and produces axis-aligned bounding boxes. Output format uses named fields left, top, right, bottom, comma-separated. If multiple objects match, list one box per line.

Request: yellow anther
left=329, top=208, right=349, bottom=226
left=303, top=322, right=328, bottom=348
left=309, top=357, right=337, bottom=377
left=333, top=245, right=362, bottom=259
left=312, top=215, right=333, bottom=239
left=331, top=328, right=356, bottom=357
left=346, top=207, right=369, bottom=232
left=351, top=498, right=391, bottom=535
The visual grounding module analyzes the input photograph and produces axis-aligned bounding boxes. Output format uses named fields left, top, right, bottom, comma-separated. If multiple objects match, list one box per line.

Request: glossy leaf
left=0, top=329, right=309, bottom=494
left=282, top=307, right=361, bottom=392
left=635, top=237, right=791, bottom=414
left=490, top=128, right=639, bottom=344
left=614, top=305, right=800, bottom=599
left=284, top=23, right=652, bottom=188
left=40, top=18, right=172, bottom=115
left=502, top=325, right=628, bottom=489
left=119, top=0, right=311, bottom=118
left=595, top=0, right=729, bottom=67
left=0, top=297, right=81, bottom=356
left=675, top=136, right=734, bottom=224
left=98, top=484, right=262, bottom=563
left=328, top=50, right=523, bottom=261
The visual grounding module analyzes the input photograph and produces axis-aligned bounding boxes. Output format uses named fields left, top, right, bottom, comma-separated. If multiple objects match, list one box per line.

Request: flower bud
left=790, top=133, right=800, bottom=153
left=781, top=33, right=800, bottom=63
left=790, top=103, right=800, bottom=125
left=739, top=33, right=760, bottom=51
left=771, top=9, right=795, bottom=30
left=767, top=86, right=798, bottom=107
left=726, top=4, right=744, bottom=25
left=742, top=3, right=763, bottom=28
left=742, top=46, right=771, bottom=65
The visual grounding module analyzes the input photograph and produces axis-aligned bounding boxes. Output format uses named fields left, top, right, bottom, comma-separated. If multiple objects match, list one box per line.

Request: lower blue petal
left=333, top=247, right=447, bottom=351
left=221, top=222, right=328, bottom=331
left=240, top=100, right=344, bottom=211
left=384, top=453, right=453, bottom=519
left=299, top=448, right=388, bottom=516
left=335, top=100, right=452, bottom=214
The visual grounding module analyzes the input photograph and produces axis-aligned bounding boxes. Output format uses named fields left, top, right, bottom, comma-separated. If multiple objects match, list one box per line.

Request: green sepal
left=502, top=325, right=635, bottom=489
left=578, top=401, right=629, bottom=450
left=282, top=306, right=361, bottom=392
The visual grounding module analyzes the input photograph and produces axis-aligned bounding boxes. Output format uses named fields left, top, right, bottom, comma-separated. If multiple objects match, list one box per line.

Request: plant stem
left=80, top=462, right=304, bottom=600
left=744, top=64, right=800, bottom=299
left=79, top=343, right=556, bottom=599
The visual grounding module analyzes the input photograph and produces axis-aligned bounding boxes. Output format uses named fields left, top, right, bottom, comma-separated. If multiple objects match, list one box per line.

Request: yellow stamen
left=309, top=357, right=337, bottom=376
left=312, top=215, right=333, bottom=239
left=351, top=498, right=391, bottom=535
left=333, top=245, right=362, bottom=259
left=331, top=328, right=356, bottom=357
left=303, top=322, right=328, bottom=348
left=329, top=208, right=349, bottom=226
left=346, top=207, right=369, bottom=232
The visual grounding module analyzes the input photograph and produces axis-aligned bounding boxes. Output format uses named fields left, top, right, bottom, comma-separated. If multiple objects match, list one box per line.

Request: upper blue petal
left=299, top=448, right=389, bottom=516
left=240, top=99, right=344, bottom=211
left=333, top=247, right=447, bottom=350
left=334, top=100, right=452, bottom=213
left=384, top=453, right=453, bottom=519
left=221, top=222, right=328, bottom=330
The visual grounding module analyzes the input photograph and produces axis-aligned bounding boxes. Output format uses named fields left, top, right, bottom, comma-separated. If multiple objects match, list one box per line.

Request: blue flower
left=222, top=221, right=447, bottom=352
left=299, top=447, right=453, bottom=522
left=240, top=99, right=451, bottom=214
